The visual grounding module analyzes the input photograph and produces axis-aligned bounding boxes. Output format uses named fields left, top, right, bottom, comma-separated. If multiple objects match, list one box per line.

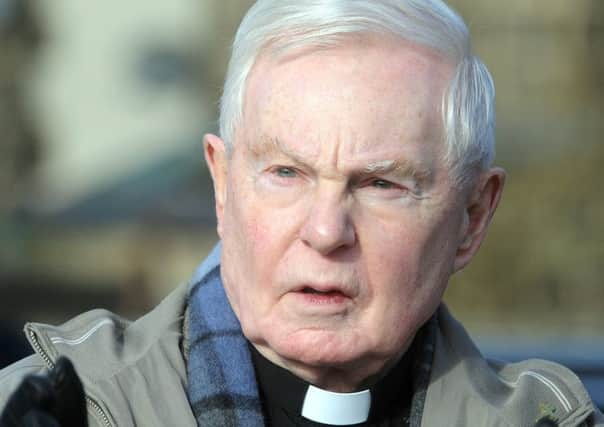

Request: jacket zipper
left=27, top=328, right=113, bottom=427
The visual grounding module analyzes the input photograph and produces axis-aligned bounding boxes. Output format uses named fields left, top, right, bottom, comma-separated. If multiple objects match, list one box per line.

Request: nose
left=299, top=192, right=356, bottom=255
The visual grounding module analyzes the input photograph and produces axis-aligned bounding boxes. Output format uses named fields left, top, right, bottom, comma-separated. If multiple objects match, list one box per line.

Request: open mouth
left=297, top=286, right=349, bottom=304
left=301, top=287, right=342, bottom=295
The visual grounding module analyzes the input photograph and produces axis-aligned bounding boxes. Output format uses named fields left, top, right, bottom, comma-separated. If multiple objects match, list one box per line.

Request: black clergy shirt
left=249, top=344, right=414, bottom=427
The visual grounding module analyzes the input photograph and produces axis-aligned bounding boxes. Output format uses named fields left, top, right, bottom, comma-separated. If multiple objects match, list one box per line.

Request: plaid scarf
left=185, top=243, right=436, bottom=427
left=185, top=244, right=264, bottom=426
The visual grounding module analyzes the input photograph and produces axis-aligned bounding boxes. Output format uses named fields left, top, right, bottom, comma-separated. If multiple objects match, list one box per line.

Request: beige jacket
left=1, top=283, right=602, bottom=427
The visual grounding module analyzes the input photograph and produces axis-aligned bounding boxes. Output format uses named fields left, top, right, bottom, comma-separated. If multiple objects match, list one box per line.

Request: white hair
left=219, top=0, right=496, bottom=186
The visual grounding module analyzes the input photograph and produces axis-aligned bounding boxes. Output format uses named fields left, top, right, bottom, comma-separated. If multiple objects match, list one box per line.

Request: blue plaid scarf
left=185, top=244, right=265, bottom=426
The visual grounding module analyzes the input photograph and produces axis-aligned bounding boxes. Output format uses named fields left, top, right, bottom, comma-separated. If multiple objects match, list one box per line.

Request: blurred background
left=0, top=0, right=602, bottom=401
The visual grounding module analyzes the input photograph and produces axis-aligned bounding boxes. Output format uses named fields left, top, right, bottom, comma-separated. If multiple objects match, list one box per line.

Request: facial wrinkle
left=363, top=159, right=434, bottom=186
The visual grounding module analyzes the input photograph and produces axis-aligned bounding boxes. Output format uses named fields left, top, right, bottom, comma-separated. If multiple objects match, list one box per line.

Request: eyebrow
left=249, top=135, right=434, bottom=183
left=249, top=136, right=308, bottom=165
left=362, top=159, right=434, bottom=183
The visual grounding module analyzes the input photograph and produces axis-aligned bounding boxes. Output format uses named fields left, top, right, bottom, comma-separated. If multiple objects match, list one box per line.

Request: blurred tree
left=199, top=0, right=256, bottom=123
left=442, top=0, right=604, bottom=336
left=0, top=0, right=41, bottom=215
left=588, top=0, right=604, bottom=99
left=446, top=143, right=604, bottom=334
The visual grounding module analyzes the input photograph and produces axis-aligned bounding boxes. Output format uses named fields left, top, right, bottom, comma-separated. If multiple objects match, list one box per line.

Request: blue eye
left=275, top=167, right=297, bottom=178
left=371, top=179, right=394, bottom=189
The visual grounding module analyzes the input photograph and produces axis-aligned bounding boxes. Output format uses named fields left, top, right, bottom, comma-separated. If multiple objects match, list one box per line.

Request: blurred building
left=0, top=0, right=253, bottom=323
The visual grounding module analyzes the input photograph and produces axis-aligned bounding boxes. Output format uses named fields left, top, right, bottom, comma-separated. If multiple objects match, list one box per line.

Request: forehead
left=241, top=35, right=454, bottom=165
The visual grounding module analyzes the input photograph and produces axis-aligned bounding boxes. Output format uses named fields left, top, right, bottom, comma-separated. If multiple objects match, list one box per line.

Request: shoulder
left=22, top=282, right=189, bottom=382
left=0, top=354, right=47, bottom=405
left=423, top=305, right=602, bottom=427
left=490, top=357, right=602, bottom=426
left=1, top=283, right=194, bottom=426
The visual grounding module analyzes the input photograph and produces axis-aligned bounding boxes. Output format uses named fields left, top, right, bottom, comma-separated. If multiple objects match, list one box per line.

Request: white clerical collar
left=301, top=385, right=371, bottom=425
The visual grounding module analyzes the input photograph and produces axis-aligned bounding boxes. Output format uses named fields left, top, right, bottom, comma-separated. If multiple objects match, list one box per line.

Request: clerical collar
left=301, top=385, right=371, bottom=425
left=249, top=344, right=413, bottom=426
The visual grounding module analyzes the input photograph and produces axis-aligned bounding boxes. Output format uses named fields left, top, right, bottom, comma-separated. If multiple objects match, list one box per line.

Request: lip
left=286, top=283, right=355, bottom=309
left=299, top=292, right=348, bottom=306
left=292, top=283, right=354, bottom=298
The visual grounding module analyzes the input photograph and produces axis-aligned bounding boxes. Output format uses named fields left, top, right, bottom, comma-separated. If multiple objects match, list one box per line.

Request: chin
left=268, top=329, right=368, bottom=368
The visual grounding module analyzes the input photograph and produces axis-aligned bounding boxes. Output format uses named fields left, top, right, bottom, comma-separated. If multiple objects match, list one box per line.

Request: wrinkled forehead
left=247, top=33, right=453, bottom=101
left=239, top=35, right=454, bottom=161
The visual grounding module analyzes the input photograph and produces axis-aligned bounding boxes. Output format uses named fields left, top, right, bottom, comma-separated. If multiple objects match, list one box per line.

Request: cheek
left=239, top=208, right=288, bottom=270
left=362, top=223, right=423, bottom=284
left=221, top=185, right=292, bottom=302
left=226, top=178, right=271, bottom=253
left=221, top=202, right=296, bottom=343
left=361, top=218, right=455, bottom=315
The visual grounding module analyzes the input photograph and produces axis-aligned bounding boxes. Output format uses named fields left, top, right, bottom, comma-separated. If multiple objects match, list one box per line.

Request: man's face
left=207, top=37, right=484, bottom=390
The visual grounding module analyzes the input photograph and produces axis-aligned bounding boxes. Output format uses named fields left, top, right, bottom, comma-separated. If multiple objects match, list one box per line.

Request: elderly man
left=1, top=0, right=602, bottom=426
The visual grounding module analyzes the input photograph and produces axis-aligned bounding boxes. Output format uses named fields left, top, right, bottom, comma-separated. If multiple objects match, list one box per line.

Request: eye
left=357, top=177, right=415, bottom=199
left=274, top=166, right=297, bottom=178
left=370, top=179, right=395, bottom=189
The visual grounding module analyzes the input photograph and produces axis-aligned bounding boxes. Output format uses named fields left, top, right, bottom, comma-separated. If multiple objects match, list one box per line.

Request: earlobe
left=203, top=133, right=228, bottom=238
left=453, top=167, right=506, bottom=272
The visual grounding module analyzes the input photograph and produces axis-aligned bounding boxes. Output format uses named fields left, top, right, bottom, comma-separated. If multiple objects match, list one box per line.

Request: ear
left=204, top=133, right=228, bottom=238
left=453, top=167, right=506, bottom=272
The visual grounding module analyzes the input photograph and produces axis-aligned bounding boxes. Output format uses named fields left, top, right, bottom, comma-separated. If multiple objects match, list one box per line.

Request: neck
left=251, top=343, right=408, bottom=392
